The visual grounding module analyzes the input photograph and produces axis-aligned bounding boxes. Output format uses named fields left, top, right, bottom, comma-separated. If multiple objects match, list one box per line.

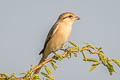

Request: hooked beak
left=76, top=16, right=80, bottom=20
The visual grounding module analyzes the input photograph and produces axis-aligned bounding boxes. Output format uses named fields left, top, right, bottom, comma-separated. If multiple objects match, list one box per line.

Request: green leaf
left=83, top=42, right=88, bottom=45
left=107, top=58, right=112, bottom=66
left=0, top=73, right=9, bottom=78
left=32, top=74, right=39, bottom=80
left=10, top=72, right=15, bottom=78
left=44, top=65, right=52, bottom=75
left=106, top=58, right=115, bottom=75
left=19, top=72, right=26, bottom=75
left=87, top=44, right=96, bottom=49
left=50, top=61, right=57, bottom=70
left=41, top=72, right=50, bottom=78
left=89, top=62, right=99, bottom=72
left=96, top=47, right=102, bottom=51
left=112, top=58, right=120, bottom=68
left=55, top=53, right=63, bottom=60
left=69, top=41, right=78, bottom=47
left=86, top=58, right=98, bottom=62
left=69, top=53, right=72, bottom=58
left=49, top=75, right=54, bottom=80
left=73, top=53, right=77, bottom=57
left=66, top=53, right=72, bottom=59
left=98, top=54, right=106, bottom=66
left=52, top=60, right=56, bottom=63
left=78, top=47, right=81, bottom=52
left=81, top=51, right=87, bottom=61
left=106, top=65, right=113, bottom=75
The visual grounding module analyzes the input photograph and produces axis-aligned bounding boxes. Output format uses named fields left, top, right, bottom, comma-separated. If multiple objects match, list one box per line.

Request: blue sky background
left=0, top=0, right=120, bottom=80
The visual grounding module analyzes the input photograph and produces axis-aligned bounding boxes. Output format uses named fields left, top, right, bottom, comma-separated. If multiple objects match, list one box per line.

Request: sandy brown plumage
left=34, top=12, right=80, bottom=74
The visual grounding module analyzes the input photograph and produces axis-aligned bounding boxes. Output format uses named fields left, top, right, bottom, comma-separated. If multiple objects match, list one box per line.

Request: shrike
left=34, top=12, right=80, bottom=74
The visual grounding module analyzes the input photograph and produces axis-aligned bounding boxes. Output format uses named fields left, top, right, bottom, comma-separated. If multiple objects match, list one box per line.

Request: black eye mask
left=63, top=15, right=73, bottom=19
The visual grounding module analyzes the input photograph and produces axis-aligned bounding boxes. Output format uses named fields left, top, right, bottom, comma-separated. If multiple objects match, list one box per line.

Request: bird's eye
left=63, top=15, right=73, bottom=19
left=68, top=15, right=73, bottom=18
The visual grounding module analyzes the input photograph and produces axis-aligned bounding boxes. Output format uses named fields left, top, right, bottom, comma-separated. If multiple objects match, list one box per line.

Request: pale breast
left=45, top=21, right=72, bottom=53
left=58, top=23, right=72, bottom=42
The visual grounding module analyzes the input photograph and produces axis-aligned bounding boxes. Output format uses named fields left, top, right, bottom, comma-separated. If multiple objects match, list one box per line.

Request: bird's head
left=58, top=12, right=80, bottom=23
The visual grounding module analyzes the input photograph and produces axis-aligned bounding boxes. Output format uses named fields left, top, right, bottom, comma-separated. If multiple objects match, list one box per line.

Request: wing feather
left=39, top=22, right=59, bottom=55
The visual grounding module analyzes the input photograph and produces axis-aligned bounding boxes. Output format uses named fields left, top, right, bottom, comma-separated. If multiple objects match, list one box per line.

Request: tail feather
left=34, top=49, right=50, bottom=74
left=39, top=49, right=44, bottom=55
left=34, top=55, right=45, bottom=74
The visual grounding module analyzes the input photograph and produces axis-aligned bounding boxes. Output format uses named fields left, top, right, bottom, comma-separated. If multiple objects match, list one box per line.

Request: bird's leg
left=60, top=48, right=69, bottom=53
left=60, top=48, right=66, bottom=51
left=52, top=51, right=57, bottom=55
left=52, top=51, right=58, bottom=59
left=52, top=51, right=63, bottom=60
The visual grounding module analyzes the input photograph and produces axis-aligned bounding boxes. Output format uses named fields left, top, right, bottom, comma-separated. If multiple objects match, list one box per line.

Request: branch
left=27, top=42, right=103, bottom=79
left=0, top=41, right=120, bottom=80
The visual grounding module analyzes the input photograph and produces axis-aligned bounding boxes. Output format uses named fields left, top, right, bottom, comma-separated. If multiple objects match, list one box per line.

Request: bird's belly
left=47, top=25, right=72, bottom=52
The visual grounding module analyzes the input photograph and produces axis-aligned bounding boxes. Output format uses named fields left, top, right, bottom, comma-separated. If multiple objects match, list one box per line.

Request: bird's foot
left=60, top=48, right=69, bottom=52
left=53, top=52, right=63, bottom=61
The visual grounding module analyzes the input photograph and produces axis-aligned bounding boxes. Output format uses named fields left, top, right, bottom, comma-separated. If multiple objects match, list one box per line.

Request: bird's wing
left=39, top=22, right=59, bottom=54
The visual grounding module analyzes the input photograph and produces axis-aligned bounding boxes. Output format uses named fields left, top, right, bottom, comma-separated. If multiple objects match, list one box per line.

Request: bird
left=34, top=12, right=80, bottom=74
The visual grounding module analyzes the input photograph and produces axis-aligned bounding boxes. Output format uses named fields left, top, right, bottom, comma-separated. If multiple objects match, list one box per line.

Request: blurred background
left=0, top=0, right=120, bottom=80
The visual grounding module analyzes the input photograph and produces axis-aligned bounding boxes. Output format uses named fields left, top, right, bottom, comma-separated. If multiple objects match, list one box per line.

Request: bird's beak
left=75, top=16, right=80, bottom=20
left=76, top=16, right=80, bottom=20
